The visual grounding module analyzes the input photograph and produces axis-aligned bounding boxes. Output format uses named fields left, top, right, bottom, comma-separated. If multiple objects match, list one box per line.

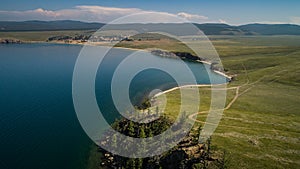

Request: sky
left=0, top=0, right=299, bottom=25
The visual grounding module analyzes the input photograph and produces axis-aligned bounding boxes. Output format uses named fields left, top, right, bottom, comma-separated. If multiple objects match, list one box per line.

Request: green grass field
left=2, top=31, right=299, bottom=168
left=152, top=36, right=300, bottom=168
left=76, top=35, right=299, bottom=168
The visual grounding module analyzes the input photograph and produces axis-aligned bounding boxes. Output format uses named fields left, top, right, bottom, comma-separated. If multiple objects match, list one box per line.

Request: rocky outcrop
left=97, top=116, right=211, bottom=169
left=151, top=50, right=177, bottom=58
left=0, top=38, right=22, bottom=44
left=151, top=49, right=204, bottom=62
left=172, top=52, right=201, bottom=61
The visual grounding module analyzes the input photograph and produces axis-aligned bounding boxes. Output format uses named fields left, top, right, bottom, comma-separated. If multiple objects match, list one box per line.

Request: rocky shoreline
left=151, top=50, right=204, bottom=62
left=151, top=49, right=233, bottom=81
left=0, top=38, right=22, bottom=44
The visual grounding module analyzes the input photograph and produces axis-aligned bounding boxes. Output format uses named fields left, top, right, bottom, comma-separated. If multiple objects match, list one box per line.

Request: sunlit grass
left=154, top=36, right=300, bottom=168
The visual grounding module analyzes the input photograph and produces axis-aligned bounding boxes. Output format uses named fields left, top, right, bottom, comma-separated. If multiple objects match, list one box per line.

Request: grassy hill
left=96, top=35, right=300, bottom=168
left=240, top=23, right=300, bottom=35
left=151, top=36, right=300, bottom=168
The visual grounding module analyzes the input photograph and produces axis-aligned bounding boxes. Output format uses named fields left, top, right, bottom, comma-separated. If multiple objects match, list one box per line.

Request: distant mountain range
left=1, top=20, right=300, bottom=35
left=0, top=20, right=104, bottom=31
left=195, top=23, right=300, bottom=35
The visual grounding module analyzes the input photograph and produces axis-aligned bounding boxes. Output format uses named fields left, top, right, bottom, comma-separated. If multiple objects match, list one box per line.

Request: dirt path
left=187, top=66, right=290, bottom=132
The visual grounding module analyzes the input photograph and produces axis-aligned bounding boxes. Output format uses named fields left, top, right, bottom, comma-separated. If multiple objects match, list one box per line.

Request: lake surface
left=0, top=43, right=226, bottom=169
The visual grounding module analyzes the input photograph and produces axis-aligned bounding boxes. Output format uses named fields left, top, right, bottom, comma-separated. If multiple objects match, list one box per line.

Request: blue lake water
left=0, top=43, right=226, bottom=169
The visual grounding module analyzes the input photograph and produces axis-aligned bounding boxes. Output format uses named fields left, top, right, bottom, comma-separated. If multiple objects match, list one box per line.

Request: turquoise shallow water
left=0, top=43, right=226, bottom=169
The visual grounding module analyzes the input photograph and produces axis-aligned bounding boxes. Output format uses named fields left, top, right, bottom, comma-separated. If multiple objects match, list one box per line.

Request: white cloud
left=0, top=6, right=298, bottom=25
left=218, top=19, right=228, bottom=24
left=0, top=6, right=143, bottom=22
left=0, top=8, right=60, bottom=21
left=176, top=12, right=208, bottom=22
left=0, top=5, right=229, bottom=24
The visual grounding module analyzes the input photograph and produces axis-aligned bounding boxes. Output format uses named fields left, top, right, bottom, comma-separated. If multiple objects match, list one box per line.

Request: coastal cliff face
left=151, top=50, right=203, bottom=61
left=172, top=52, right=202, bottom=61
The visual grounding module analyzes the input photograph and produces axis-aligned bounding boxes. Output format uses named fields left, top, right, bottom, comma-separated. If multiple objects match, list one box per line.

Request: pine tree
left=148, top=129, right=153, bottom=137
left=140, top=127, right=146, bottom=138
left=147, top=109, right=151, bottom=116
left=112, top=133, right=117, bottom=150
left=136, top=158, right=143, bottom=169
left=126, top=159, right=136, bottom=169
left=128, top=121, right=135, bottom=137
left=207, top=137, right=211, bottom=157
left=138, top=127, right=147, bottom=155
